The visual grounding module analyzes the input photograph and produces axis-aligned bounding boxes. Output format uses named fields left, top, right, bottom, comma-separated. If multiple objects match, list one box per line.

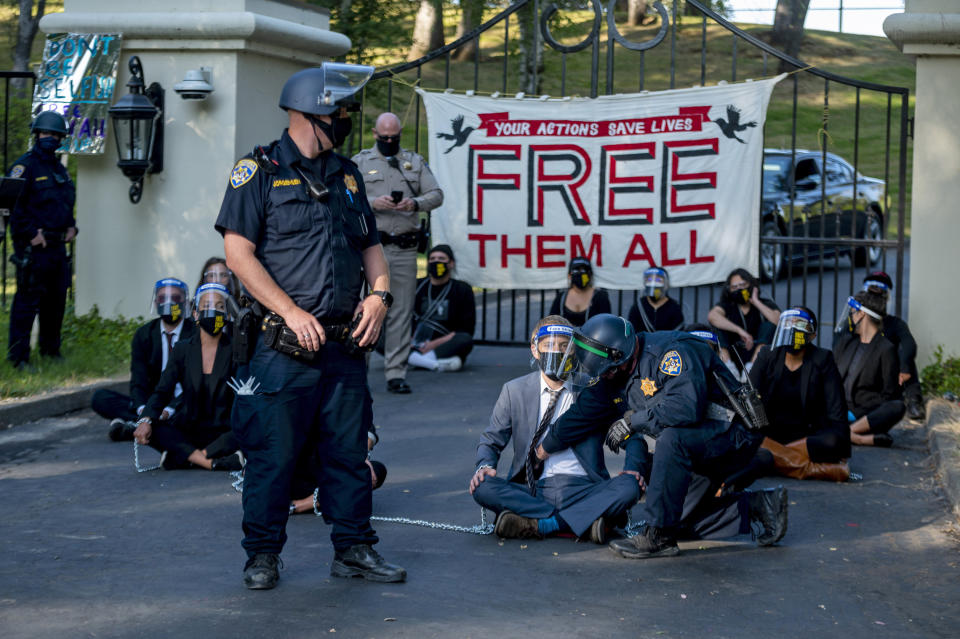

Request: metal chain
left=133, top=440, right=163, bottom=473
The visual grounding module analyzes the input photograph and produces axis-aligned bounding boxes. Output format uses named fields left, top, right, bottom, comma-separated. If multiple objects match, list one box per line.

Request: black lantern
left=108, top=56, right=164, bottom=203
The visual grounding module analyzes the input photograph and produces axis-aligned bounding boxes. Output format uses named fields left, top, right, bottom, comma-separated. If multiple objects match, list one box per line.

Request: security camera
left=174, top=68, right=214, bottom=100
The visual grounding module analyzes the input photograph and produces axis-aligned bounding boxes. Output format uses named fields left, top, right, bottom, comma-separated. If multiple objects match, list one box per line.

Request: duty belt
left=705, top=402, right=735, bottom=423
left=379, top=231, right=418, bottom=249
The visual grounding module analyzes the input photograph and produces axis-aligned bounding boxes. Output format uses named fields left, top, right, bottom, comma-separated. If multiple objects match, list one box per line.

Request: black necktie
left=164, top=331, right=175, bottom=366
left=526, top=388, right=561, bottom=495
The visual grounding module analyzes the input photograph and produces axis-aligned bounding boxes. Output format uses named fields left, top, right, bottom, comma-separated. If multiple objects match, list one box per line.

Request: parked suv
left=759, top=149, right=885, bottom=281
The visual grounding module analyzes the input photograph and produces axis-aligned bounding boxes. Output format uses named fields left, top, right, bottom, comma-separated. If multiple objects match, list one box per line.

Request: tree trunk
left=517, top=1, right=543, bottom=95
left=408, top=0, right=445, bottom=62
left=771, top=0, right=810, bottom=73
left=453, top=0, right=484, bottom=63
left=12, top=0, right=46, bottom=91
left=628, top=0, right=648, bottom=27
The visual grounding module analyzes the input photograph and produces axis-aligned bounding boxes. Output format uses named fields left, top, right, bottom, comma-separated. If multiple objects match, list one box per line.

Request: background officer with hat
left=353, top=112, right=443, bottom=394
left=216, top=62, right=405, bottom=590
left=6, top=111, right=77, bottom=370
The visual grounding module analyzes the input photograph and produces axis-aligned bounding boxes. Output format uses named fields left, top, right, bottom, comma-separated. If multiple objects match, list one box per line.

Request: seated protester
left=91, top=278, right=196, bottom=441
left=470, top=315, right=646, bottom=544
left=408, top=244, right=475, bottom=372
left=627, top=266, right=684, bottom=334
left=748, top=307, right=852, bottom=481
left=290, top=427, right=387, bottom=514
left=833, top=291, right=905, bottom=447
left=863, top=271, right=925, bottom=421
left=133, top=283, right=242, bottom=470
left=197, top=256, right=240, bottom=298
left=708, top=268, right=781, bottom=377
left=549, top=257, right=611, bottom=327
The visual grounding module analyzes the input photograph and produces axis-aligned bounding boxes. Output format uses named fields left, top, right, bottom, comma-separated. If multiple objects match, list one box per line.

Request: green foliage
left=306, top=0, right=417, bottom=64
left=0, top=304, right=141, bottom=398
left=920, top=346, right=960, bottom=398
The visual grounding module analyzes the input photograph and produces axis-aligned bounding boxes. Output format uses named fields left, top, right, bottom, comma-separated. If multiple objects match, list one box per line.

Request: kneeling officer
left=215, top=62, right=405, bottom=589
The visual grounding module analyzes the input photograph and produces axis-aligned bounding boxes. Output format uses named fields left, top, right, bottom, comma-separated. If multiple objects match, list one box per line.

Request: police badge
left=344, top=174, right=358, bottom=193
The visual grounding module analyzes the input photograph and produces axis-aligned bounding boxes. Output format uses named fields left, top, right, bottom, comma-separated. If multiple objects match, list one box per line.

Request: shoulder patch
left=230, top=159, right=258, bottom=189
left=9, top=164, right=25, bottom=178
left=659, top=350, right=683, bottom=376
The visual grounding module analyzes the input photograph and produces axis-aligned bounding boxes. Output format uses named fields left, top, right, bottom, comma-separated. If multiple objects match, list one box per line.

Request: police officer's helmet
left=572, top=313, right=638, bottom=379
left=279, top=62, right=374, bottom=116
left=31, top=111, right=68, bottom=136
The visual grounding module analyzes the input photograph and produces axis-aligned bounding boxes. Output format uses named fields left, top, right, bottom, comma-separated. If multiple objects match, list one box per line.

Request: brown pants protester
left=761, top=437, right=850, bottom=482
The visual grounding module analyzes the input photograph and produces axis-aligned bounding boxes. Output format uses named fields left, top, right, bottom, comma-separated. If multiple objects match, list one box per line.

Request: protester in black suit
left=749, top=307, right=852, bottom=482
left=91, top=278, right=196, bottom=441
left=833, top=291, right=905, bottom=447
left=133, top=283, right=242, bottom=470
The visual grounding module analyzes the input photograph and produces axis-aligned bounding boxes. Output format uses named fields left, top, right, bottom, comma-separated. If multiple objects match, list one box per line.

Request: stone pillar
left=39, top=0, right=350, bottom=318
left=885, top=1, right=960, bottom=367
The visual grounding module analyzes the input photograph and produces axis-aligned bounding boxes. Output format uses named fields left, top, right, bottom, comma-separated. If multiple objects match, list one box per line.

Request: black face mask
left=311, top=114, right=352, bottom=149
left=198, top=310, right=227, bottom=336
left=428, top=261, right=449, bottom=279
left=570, top=269, right=591, bottom=290
left=376, top=137, right=400, bottom=157
left=158, top=302, right=184, bottom=325
left=724, top=287, right=751, bottom=305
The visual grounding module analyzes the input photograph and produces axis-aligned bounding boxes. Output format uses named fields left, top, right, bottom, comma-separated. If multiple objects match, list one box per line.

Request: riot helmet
left=558, top=313, right=638, bottom=389
left=279, top=62, right=374, bottom=116
left=771, top=306, right=817, bottom=351
left=151, top=278, right=190, bottom=325
left=642, top=267, right=669, bottom=301
left=31, top=111, right=68, bottom=136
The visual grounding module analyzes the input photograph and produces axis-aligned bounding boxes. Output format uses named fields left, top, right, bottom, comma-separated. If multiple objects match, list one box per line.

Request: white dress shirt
left=536, top=377, right=587, bottom=478
left=137, top=320, right=184, bottom=416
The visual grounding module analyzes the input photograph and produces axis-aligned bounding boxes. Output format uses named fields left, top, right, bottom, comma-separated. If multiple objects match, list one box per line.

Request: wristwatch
left=370, top=290, right=393, bottom=309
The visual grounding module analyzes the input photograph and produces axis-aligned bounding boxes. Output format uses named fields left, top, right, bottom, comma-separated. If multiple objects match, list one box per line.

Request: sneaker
left=494, top=510, right=543, bottom=540
left=748, top=485, right=788, bottom=546
left=108, top=418, right=136, bottom=442
left=608, top=526, right=679, bottom=559
left=212, top=451, right=245, bottom=471
left=435, top=356, right=462, bottom=372
left=243, top=553, right=281, bottom=590
left=331, top=544, right=406, bottom=583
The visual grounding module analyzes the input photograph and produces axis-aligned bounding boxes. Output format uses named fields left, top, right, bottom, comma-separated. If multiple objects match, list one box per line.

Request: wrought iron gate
left=354, top=0, right=910, bottom=347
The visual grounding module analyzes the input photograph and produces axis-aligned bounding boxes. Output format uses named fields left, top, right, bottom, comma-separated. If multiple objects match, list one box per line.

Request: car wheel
left=854, top=213, right=883, bottom=267
left=760, top=220, right=784, bottom=282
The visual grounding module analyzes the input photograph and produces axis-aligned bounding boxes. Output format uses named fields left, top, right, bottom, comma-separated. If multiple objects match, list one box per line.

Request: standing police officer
left=7, top=111, right=77, bottom=370
left=215, top=63, right=405, bottom=589
left=352, top=112, right=443, bottom=394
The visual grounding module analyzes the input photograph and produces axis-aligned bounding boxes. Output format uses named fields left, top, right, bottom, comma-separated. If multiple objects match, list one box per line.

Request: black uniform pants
left=645, top=420, right=763, bottom=530
left=90, top=389, right=138, bottom=423
left=8, top=246, right=69, bottom=364
left=233, top=338, right=377, bottom=557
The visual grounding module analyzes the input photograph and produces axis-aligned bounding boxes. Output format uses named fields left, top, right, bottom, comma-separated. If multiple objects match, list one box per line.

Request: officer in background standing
left=6, top=112, right=77, bottom=370
left=352, top=112, right=443, bottom=394
left=216, top=63, right=405, bottom=590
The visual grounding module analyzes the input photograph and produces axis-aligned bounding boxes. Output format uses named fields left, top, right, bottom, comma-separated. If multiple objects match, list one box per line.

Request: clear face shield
left=556, top=330, right=628, bottom=391
left=151, top=278, right=190, bottom=323
left=862, top=278, right=892, bottom=313
left=203, top=263, right=233, bottom=289
left=772, top=308, right=816, bottom=351
left=643, top=268, right=669, bottom=301
left=194, top=283, right=237, bottom=336
left=531, top=324, right=575, bottom=382
left=320, top=62, right=374, bottom=112
left=836, top=296, right=882, bottom=333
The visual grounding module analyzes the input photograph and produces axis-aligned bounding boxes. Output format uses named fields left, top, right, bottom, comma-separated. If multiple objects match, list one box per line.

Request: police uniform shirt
left=7, top=146, right=76, bottom=248
left=534, top=379, right=584, bottom=478
left=215, top=130, right=379, bottom=321
left=351, top=147, right=443, bottom=236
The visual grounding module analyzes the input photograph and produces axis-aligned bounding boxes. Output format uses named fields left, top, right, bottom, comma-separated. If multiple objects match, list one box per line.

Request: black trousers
left=854, top=400, right=906, bottom=434
left=148, top=419, right=237, bottom=467
left=767, top=427, right=851, bottom=462
left=8, top=246, right=69, bottom=364
left=434, top=332, right=474, bottom=361
left=90, top=389, right=138, bottom=422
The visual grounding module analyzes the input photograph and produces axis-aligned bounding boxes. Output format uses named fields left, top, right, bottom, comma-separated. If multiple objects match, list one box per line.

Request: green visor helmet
left=279, top=62, right=374, bottom=116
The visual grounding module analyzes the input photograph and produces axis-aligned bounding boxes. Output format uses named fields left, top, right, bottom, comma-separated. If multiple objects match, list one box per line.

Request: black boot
left=748, top=486, right=788, bottom=546
left=243, top=553, right=281, bottom=590
left=608, top=526, right=679, bottom=559
left=906, top=397, right=926, bottom=422
left=331, top=545, right=406, bottom=583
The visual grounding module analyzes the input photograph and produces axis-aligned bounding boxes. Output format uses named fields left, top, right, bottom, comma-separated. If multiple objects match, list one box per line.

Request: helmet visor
left=556, top=330, right=626, bottom=390
left=835, top=296, right=882, bottom=333
left=321, top=62, right=374, bottom=112
left=772, top=308, right=816, bottom=350
left=643, top=269, right=668, bottom=300
left=532, top=324, right=575, bottom=381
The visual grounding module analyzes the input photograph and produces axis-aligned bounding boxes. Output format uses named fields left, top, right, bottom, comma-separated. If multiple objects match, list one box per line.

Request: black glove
left=605, top=410, right=635, bottom=453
